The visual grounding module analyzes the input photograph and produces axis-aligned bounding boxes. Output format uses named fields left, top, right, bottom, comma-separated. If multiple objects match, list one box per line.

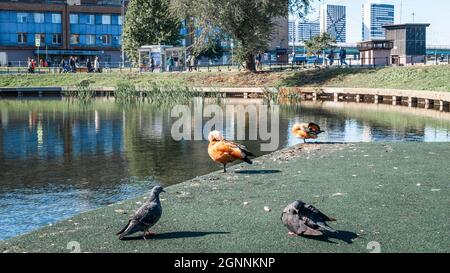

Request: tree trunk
left=244, top=54, right=256, bottom=72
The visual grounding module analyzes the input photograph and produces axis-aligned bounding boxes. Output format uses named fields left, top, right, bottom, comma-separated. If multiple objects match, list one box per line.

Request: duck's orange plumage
left=208, top=131, right=254, bottom=172
left=292, top=123, right=324, bottom=143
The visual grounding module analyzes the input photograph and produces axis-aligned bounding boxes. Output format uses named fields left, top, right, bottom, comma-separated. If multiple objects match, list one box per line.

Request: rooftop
left=383, top=24, right=431, bottom=29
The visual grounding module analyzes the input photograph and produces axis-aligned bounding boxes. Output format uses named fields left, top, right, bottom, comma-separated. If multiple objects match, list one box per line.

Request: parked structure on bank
left=358, top=40, right=393, bottom=66
left=383, top=24, right=430, bottom=65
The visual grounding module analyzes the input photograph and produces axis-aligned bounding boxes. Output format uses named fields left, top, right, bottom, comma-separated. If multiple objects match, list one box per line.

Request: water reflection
left=0, top=99, right=449, bottom=240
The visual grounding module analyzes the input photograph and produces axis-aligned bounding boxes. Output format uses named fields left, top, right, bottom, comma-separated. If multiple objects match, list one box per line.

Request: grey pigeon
left=117, top=186, right=165, bottom=240
left=281, top=200, right=337, bottom=236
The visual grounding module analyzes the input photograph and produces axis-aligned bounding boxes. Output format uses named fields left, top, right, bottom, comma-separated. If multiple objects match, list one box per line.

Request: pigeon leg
left=223, top=164, right=227, bottom=173
left=303, top=139, right=307, bottom=144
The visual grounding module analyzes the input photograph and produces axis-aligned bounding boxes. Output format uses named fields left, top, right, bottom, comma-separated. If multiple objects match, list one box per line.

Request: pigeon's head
left=292, top=200, right=305, bottom=210
left=151, top=186, right=166, bottom=196
left=208, top=131, right=224, bottom=142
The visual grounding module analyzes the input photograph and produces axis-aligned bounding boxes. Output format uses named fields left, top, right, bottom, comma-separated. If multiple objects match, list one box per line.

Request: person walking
left=339, top=47, right=348, bottom=67
left=168, top=56, right=174, bottom=72
left=27, top=57, right=33, bottom=73
left=87, top=58, right=92, bottom=73
left=186, top=55, right=192, bottom=72
left=190, top=54, right=196, bottom=71
left=69, top=56, right=76, bottom=73
left=31, top=59, right=36, bottom=73
left=256, top=53, right=263, bottom=71
left=60, top=58, right=65, bottom=73
left=328, top=49, right=335, bottom=66
left=94, top=56, right=100, bottom=73
left=150, top=56, right=155, bottom=72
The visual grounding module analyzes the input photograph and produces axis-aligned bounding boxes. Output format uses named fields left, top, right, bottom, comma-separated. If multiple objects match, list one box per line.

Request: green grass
left=1, top=143, right=449, bottom=253
left=0, top=65, right=449, bottom=91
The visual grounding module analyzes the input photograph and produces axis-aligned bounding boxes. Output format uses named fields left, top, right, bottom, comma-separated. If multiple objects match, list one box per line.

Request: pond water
left=0, top=98, right=449, bottom=240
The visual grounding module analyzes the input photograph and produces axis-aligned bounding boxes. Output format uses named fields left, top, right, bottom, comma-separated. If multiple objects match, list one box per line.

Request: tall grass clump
left=65, top=80, right=95, bottom=102
left=262, top=87, right=279, bottom=103
left=113, top=80, right=203, bottom=106
left=115, top=81, right=140, bottom=103
left=142, top=81, right=202, bottom=106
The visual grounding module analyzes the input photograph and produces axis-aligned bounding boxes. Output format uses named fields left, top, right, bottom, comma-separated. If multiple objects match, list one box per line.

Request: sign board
left=35, top=34, right=41, bottom=47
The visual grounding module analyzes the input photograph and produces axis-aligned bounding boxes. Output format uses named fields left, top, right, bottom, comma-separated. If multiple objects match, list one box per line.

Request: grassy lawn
left=1, top=143, right=449, bottom=253
left=0, top=65, right=449, bottom=91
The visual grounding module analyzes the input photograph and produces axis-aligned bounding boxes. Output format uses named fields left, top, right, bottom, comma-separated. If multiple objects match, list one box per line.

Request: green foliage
left=123, top=0, right=182, bottom=64
left=65, top=80, right=95, bottom=102
left=115, top=81, right=140, bottom=103
left=170, top=0, right=312, bottom=72
left=143, top=82, right=205, bottom=105
left=115, top=80, right=203, bottom=105
left=304, top=33, right=336, bottom=57
left=197, top=40, right=225, bottom=60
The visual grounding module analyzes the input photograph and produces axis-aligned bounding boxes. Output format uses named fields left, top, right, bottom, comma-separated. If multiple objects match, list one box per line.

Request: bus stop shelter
left=138, top=45, right=187, bottom=72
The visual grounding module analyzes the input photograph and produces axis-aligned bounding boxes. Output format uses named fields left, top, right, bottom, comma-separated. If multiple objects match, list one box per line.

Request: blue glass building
left=0, top=0, right=125, bottom=66
left=362, top=2, right=395, bottom=41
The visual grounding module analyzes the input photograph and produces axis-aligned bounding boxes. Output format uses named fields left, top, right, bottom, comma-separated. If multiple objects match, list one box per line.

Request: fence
left=1, top=55, right=449, bottom=75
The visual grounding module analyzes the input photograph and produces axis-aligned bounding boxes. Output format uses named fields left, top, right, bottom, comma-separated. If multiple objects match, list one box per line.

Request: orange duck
left=292, top=123, right=324, bottom=143
left=208, top=131, right=255, bottom=173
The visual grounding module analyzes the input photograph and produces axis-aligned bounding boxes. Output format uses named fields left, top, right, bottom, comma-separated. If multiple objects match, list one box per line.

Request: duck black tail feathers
left=242, top=157, right=253, bottom=165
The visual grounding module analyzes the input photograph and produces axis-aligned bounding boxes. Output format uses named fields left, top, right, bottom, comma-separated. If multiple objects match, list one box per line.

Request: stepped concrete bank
left=1, top=86, right=450, bottom=111
left=1, top=142, right=449, bottom=253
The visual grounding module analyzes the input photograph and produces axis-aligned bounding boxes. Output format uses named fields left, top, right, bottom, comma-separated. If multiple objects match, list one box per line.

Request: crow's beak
left=161, top=189, right=166, bottom=193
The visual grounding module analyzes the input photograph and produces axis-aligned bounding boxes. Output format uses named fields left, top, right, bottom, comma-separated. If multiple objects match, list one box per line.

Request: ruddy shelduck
left=207, top=131, right=255, bottom=173
left=292, top=123, right=324, bottom=143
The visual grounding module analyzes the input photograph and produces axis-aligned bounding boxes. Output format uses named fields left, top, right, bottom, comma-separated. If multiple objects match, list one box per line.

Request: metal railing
left=1, top=55, right=449, bottom=74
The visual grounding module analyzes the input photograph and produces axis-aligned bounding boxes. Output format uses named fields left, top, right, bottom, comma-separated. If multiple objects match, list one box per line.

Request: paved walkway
left=1, top=143, right=449, bottom=253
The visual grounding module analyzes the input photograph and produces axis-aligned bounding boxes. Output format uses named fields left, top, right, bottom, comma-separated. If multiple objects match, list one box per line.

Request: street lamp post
left=121, top=0, right=125, bottom=68
left=230, top=38, right=234, bottom=66
left=292, top=21, right=296, bottom=61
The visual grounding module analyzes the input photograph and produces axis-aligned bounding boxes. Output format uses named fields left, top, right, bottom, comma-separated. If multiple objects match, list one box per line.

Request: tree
left=123, top=0, right=182, bottom=64
left=170, top=0, right=312, bottom=72
left=197, top=40, right=224, bottom=61
left=304, top=33, right=336, bottom=65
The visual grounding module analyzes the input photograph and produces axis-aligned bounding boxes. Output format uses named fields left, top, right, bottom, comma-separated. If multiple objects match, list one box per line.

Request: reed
left=64, top=80, right=95, bottom=102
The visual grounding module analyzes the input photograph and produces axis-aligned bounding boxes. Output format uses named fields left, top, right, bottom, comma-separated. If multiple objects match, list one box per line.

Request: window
left=17, top=13, right=28, bottom=23
left=36, top=33, right=45, bottom=45
left=101, top=34, right=111, bottom=44
left=118, top=15, right=123, bottom=25
left=85, top=34, right=95, bottom=45
left=17, top=33, right=27, bottom=44
left=101, top=15, right=111, bottom=25
left=52, top=34, right=62, bottom=44
left=34, top=13, right=44, bottom=23
left=70, top=14, right=78, bottom=24
left=87, top=14, right=94, bottom=25
left=70, top=34, right=80, bottom=45
left=52, top=13, right=61, bottom=24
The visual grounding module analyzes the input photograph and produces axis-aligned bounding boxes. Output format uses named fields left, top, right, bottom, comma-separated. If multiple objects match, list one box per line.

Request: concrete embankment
left=1, top=142, right=449, bottom=253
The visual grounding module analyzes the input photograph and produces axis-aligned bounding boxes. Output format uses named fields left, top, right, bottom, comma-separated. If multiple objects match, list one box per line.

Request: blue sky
left=297, top=0, right=450, bottom=45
